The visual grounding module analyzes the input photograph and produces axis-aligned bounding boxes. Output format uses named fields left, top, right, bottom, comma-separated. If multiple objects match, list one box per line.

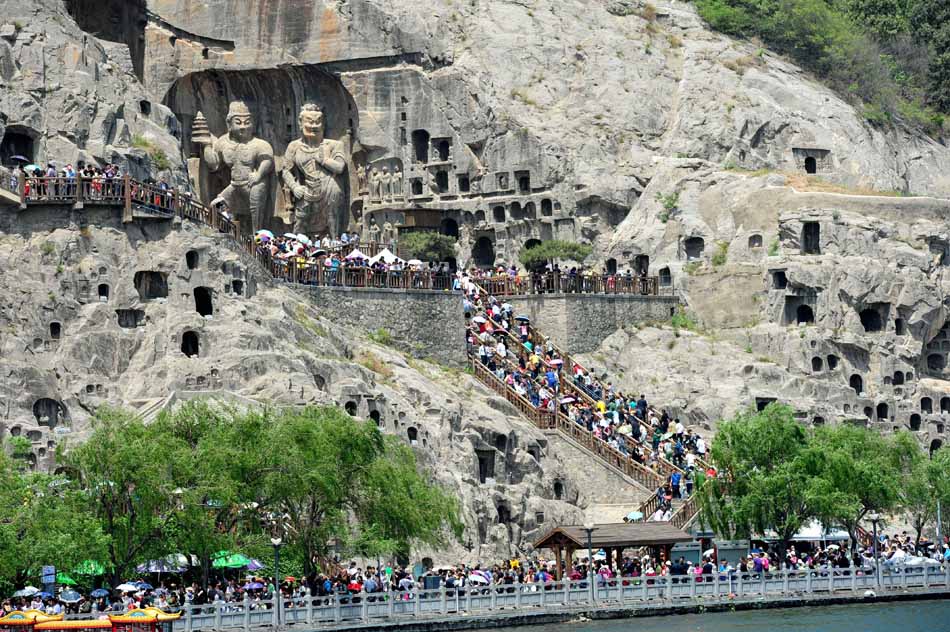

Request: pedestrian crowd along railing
left=57, top=564, right=950, bottom=631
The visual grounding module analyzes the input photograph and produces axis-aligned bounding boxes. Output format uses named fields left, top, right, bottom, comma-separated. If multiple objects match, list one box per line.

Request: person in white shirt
left=496, top=340, right=506, bottom=359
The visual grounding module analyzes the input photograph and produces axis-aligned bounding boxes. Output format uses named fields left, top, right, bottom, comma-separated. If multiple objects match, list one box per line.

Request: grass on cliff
left=131, top=134, right=172, bottom=171
left=293, top=304, right=328, bottom=338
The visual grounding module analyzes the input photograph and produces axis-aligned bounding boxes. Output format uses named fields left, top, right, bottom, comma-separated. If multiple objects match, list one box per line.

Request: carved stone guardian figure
left=370, top=167, right=381, bottom=202
left=380, top=167, right=392, bottom=201
left=192, top=101, right=274, bottom=232
left=281, top=103, right=347, bottom=237
left=392, top=165, right=403, bottom=199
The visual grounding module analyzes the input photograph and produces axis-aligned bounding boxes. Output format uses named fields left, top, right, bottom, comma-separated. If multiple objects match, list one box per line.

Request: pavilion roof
left=534, top=522, right=693, bottom=550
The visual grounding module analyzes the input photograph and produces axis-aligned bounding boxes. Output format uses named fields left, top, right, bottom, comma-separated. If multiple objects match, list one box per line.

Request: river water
left=498, top=599, right=950, bottom=632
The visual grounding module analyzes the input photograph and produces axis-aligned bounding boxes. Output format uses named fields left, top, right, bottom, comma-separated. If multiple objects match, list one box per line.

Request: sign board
left=41, top=566, right=56, bottom=585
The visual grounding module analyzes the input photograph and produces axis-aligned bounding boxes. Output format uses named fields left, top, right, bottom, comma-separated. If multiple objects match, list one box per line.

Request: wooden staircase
left=468, top=288, right=705, bottom=530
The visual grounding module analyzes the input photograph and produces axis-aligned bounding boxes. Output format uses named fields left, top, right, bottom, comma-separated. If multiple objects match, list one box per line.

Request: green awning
left=56, top=573, right=77, bottom=586
left=211, top=551, right=252, bottom=569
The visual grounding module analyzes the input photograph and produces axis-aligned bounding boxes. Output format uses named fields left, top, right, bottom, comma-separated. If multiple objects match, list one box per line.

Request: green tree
left=63, top=408, right=189, bottom=587
left=518, top=240, right=593, bottom=270
left=899, top=443, right=950, bottom=545
left=263, top=406, right=461, bottom=573
left=0, top=451, right=107, bottom=594
left=152, top=402, right=270, bottom=588
left=697, top=404, right=822, bottom=556
left=399, top=231, right=457, bottom=262
left=806, top=425, right=903, bottom=555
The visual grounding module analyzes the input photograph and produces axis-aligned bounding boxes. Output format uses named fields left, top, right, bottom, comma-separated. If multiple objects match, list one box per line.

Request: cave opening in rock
left=0, top=127, right=36, bottom=166
left=410, top=179, right=424, bottom=196
left=684, top=237, right=705, bottom=260
left=876, top=402, right=888, bottom=420
left=554, top=480, right=564, bottom=500
left=942, top=397, right=950, bottom=414
left=496, top=503, right=511, bottom=525
left=922, top=397, right=933, bottom=414
left=98, top=284, right=110, bottom=301
left=813, top=416, right=825, bottom=426
left=605, top=258, right=618, bottom=275
left=232, top=279, right=244, bottom=296
left=407, top=427, right=418, bottom=444
left=472, top=237, right=495, bottom=268
left=186, top=250, right=199, bottom=270
left=864, top=406, right=873, bottom=419
left=772, top=270, right=788, bottom=290
left=49, top=322, right=61, bottom=340
left=412, top=130, right=430, bottom=163
left=181, top=331, right=200, bottom=357
left=509, top=201, right=524, bottom=220
left=796, top=305, right=815, bottom=325
left=194, top=286, right=213, bottom=317
left=801, top=222, right=821, bottom=254
left=826, top=354, right=839, bottom=370
left=440, top=218, right=459, bottom=238
left=369, top=410, right=381, bottom=426
left=541, top=199, right=553, bottom=216
left=634, top=254, right=650, bottom=276
left=515, top=171, right=531, bottom=193
left=134, top=271, right=168, bottom=300
left=812, top=357, right=823, bottom=372
left=893, top=370, right=904, bottom=385
left=805, top=156, right=818, bottom=174
left=492, top=205, right=506, bottom=222
left=494, top=434, right=508, bottom=453
left=434, top=139, right=450, bottom=162
left=928, top=353, right=946, bottom=372
left=931, top=439, right=943, bottom=456
left=476, top=449, right=495, bottom=483
left=755, top=397, right=777, bottom=412
left=435, top=170, right=449, bottom=193
left=659, top=267, right=672, bottom=287
left=457, top=174, right=471, bottom=193
left=859, top=307, right=887, bottom=333
left=116, top=309, right=145, bottom=328
left=849, top=374, right=863, bottom=395
left=910, top=414, right=922, bottom=431
left=475, top=210, right=486, bottom=223
left=33, top=398, right=68, bottom=428
left=748, top=234, right=763, bottom=248
left=895, top=318, right=906, bottom=335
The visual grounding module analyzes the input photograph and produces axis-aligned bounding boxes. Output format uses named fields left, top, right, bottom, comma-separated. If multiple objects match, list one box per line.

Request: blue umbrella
left=134, top=582, right=153, bottom=590
left=90, top=588, right=110, bottom=598
left=9, top=155, right=29, bottom=163
left=59, top=590, right=82, bottom=603
left=36, top=591, right=53, bottom=598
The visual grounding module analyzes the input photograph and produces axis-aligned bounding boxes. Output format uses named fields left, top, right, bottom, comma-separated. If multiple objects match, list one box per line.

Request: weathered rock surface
left=0, top=0, right=184, bottom=181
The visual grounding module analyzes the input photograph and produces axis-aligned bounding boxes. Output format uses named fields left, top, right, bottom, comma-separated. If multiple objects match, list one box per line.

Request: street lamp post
left=582, top=522, right=596, bottom=604
left=868, top=513, right=881, bottom=588
left=271, top=537, right=283, bottom=624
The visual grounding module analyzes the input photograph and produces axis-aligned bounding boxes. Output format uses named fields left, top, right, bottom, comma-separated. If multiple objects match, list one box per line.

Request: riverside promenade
left=61, top=565, right=950, bottom=632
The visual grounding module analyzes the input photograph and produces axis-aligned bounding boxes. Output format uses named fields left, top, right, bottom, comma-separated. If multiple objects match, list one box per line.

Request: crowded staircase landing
left=11, top=173, right=704, bottom=531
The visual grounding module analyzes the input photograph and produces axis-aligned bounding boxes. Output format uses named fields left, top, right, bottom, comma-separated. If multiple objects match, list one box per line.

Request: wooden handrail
left=472, top=273, right=662, bottom=297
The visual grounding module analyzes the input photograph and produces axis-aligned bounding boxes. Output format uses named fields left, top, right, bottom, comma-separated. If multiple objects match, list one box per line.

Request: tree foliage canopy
left=0, top=402, right=460, bottom=590
left=518, top=240, right=593, bottom=269
left=698, top=403, right=950, bottom=554
left=399, top=231, right=457, bottom=262
left=694, top=0, right=949, bottom=132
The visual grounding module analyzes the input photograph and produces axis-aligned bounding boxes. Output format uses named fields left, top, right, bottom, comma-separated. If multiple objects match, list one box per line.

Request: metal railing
left=62, top=565, right=950, bottom=631
left=477, top=273, right=667, bottom=297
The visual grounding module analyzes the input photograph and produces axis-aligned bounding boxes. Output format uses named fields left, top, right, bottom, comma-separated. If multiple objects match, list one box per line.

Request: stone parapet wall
left=508, top=294, right=680, bottom=354
left=302, top=286, right=466, bottom=367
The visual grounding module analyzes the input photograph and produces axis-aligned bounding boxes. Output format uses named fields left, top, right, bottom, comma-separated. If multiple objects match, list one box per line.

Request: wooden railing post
left=122, top=174, right=133, bottom=223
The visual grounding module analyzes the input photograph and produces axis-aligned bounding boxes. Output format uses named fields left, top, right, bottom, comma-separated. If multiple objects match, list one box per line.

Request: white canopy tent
left=368, top=248, right=403, bottom=265
left=763, top=520, right=850, bottom=543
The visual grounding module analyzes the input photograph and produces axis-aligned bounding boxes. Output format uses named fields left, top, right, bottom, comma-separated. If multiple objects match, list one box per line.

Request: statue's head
left=226, top=101, right=254, bottom=142
left=299, top=104, right=325, bottom=143
left=382, top=167, right=388, bottom=174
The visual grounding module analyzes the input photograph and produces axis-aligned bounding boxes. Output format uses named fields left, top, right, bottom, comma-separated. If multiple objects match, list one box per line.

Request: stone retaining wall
left=508, top=294, right=680, bottom=354
left=302, top=286, right=466, bottom=367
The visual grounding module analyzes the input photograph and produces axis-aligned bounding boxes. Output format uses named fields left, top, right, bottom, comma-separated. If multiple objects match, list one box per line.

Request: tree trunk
left=201, top=554, right=211, bottom=590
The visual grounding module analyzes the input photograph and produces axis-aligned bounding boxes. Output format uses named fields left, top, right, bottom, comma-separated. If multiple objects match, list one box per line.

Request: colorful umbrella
left=59, top=590, right=82, bottom=603
left=246, top=559, right=265, bottom=571
left=90, top=589, right=110, bottom=598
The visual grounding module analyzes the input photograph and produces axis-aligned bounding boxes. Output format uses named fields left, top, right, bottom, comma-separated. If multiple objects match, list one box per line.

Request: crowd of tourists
left=255, top=231, right=452, bottom=287
left=465, top=263, right=655, bottom=295
left=460, top=270, right=711, bottom=512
